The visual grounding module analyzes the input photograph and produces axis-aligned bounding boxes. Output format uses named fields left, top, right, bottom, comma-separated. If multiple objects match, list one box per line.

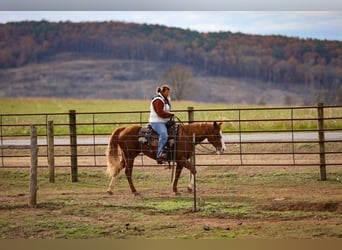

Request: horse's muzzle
left=216, top=143, right=226, bottom=154
left=216, top=148, right=225, bottom=155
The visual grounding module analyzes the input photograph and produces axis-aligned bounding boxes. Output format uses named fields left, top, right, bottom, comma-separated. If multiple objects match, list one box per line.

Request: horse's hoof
left=107, top=190, right=113, bottom=195
left=187, top=187, right=193, bottom=193
left=174, top=192, right=181, bottom=196
left=133, top=192, right=141, bottom=196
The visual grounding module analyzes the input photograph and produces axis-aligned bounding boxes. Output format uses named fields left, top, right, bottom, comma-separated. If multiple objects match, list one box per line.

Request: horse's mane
left=181, top=122, right=212, bottom=133
left=179, top=122, right=213, bottom=143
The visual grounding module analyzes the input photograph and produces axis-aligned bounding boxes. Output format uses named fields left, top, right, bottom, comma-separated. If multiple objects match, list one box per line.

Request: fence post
left=192, top=133, right=197, bottom=212
left=188, top=107, right=194, bottom=123
left=47, top=121, right=55, bottom=183
left=28, top=125, right=38, bottom=208
left=69, top=110, right=78, bottom=182
left=0, top=114, right=3, bottom=167
left=317, top=103, right=326, bottom=181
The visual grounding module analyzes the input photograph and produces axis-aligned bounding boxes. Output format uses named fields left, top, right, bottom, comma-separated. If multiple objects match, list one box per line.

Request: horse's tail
left=106, top=127, right=126, bottom=177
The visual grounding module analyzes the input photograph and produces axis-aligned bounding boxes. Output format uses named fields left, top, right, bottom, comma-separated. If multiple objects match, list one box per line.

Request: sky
left=0, top=11, right=341, bottom=41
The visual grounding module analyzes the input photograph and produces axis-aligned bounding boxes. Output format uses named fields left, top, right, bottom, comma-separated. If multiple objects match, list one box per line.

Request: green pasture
left=1, top=98, right=341, bottom=136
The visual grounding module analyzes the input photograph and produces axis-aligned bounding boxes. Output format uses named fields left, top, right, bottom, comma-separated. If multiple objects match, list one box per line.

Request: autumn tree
left=162, top=65, right=194, bottom=101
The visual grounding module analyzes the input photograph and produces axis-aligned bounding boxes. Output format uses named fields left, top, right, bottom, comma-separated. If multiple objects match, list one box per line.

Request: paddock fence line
left=1, top=104, right=341, bottom=181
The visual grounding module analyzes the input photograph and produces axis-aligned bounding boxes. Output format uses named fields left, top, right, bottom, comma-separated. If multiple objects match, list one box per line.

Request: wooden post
left=69, top=110, right=78, bottom=182
left=187, top=107, right=194, bottom=124
left=0, top=114, right=3, bottom=168
left=317, top=103, right=326, bottom=181
left=28, top=125, right=38, bottom=208
left=192, top=133, right=197, bottom=212
left=47, top=121, right=55, bottom=183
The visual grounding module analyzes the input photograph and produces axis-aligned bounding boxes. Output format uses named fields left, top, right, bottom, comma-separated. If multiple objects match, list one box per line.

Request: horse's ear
left=213, top=121, right=222, bottom=128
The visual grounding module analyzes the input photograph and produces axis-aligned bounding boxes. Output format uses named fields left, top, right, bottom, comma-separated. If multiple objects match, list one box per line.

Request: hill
left=0, top=53, right=307, bottom=105
left=0, top=21, right=341, bottom=104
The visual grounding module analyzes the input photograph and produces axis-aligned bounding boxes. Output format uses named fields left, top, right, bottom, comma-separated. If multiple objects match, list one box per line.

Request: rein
left=174, top=115, right=184, bottom=125
left=197, top=143, right=218, bottom=154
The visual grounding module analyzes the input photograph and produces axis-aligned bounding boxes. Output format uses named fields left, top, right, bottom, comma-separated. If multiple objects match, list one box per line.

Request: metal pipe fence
left=1, top=104, right=341, bottom=180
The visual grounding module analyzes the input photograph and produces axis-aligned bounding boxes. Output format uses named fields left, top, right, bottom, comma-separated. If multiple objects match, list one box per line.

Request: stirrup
left=156, top=152, right=167, bottom=164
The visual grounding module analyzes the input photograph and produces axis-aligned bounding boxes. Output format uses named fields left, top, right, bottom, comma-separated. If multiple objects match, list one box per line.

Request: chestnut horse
left=106, top=122, right=226, bottom=195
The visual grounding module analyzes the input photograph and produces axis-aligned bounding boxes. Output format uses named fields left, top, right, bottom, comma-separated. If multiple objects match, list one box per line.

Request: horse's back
left=118, top=125, right=142, bottom=141
left=122, top=125, right=142, bottom=133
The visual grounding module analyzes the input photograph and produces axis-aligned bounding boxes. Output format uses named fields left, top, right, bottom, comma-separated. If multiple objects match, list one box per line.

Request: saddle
left=138, top=120, right=178, bottom=157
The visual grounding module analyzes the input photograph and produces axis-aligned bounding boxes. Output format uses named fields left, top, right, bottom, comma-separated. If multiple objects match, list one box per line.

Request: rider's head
left=156, top=84, right=171, bottom=98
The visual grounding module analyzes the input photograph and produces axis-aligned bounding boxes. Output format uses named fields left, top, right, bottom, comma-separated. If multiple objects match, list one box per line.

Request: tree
left=162, top=65, right=194, bottom=101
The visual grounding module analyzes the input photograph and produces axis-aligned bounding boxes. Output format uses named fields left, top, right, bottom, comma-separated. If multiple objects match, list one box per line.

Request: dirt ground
left=1, top=141, right=342, bottom=239
left=0, top=158, right=341, bottom=239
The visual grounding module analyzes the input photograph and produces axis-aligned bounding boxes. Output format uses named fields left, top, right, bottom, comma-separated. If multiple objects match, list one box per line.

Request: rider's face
left=162, top=89, right=170, bottom=98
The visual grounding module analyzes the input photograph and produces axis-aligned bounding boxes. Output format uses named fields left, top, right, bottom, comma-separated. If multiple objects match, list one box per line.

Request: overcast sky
left=0, top=11, right=341, bottom=41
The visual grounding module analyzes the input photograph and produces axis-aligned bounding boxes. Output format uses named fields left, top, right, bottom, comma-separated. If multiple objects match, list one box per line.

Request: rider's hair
left=156, top=84, right=170, bottom=94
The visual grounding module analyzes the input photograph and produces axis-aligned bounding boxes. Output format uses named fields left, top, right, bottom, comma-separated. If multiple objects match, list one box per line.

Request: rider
left=149, top=84, right=174, bottom=164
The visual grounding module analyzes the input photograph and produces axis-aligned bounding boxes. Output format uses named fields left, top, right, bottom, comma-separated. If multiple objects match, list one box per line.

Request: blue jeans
left=150, top=122, right=168, bottom=157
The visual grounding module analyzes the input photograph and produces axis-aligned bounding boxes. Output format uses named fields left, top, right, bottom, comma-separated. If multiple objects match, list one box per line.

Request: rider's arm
left=152, top=99, right=173, bottom=118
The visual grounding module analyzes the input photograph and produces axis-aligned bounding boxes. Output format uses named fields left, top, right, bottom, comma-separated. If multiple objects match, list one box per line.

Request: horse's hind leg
left=125, top=159, right=139, bottom=195
left=107, top=159, right=125, bottom=195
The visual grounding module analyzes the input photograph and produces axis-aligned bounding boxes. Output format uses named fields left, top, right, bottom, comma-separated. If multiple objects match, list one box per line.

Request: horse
left=105, top=121, right=226, bottom=195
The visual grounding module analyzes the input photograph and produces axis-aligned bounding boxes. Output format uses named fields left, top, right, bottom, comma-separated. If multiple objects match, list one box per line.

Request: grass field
left=1, top=98, right=342, bottom=136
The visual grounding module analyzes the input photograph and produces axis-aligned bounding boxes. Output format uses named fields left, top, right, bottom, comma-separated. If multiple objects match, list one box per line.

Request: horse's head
left=207, top=121, right=226, bottom=154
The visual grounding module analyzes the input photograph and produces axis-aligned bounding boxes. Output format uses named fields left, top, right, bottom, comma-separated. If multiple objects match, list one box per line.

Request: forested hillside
left=0, top=20, right=341, bottom=104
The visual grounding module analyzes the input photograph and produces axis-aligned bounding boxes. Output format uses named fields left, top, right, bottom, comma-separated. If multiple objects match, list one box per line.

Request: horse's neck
left=181, top=123, right=208, bottom=143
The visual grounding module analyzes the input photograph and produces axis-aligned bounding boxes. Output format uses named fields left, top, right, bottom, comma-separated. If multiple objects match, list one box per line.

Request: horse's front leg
left=184, top=160, right=196, bottom=193
left=173, top=158, right=197, bottom=195
left=187, top=173, right=195, bottom=193
left=184, top=158, right=196, bottom=175
left=172, top=164, right=183, bottom=195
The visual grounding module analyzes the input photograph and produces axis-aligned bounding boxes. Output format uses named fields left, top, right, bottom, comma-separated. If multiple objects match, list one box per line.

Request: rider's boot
left=156, top=150, right=168, bottom=164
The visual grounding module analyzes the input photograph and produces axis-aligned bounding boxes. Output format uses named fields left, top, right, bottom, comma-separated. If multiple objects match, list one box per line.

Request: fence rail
left=1, top=104, right=341, bottom=180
